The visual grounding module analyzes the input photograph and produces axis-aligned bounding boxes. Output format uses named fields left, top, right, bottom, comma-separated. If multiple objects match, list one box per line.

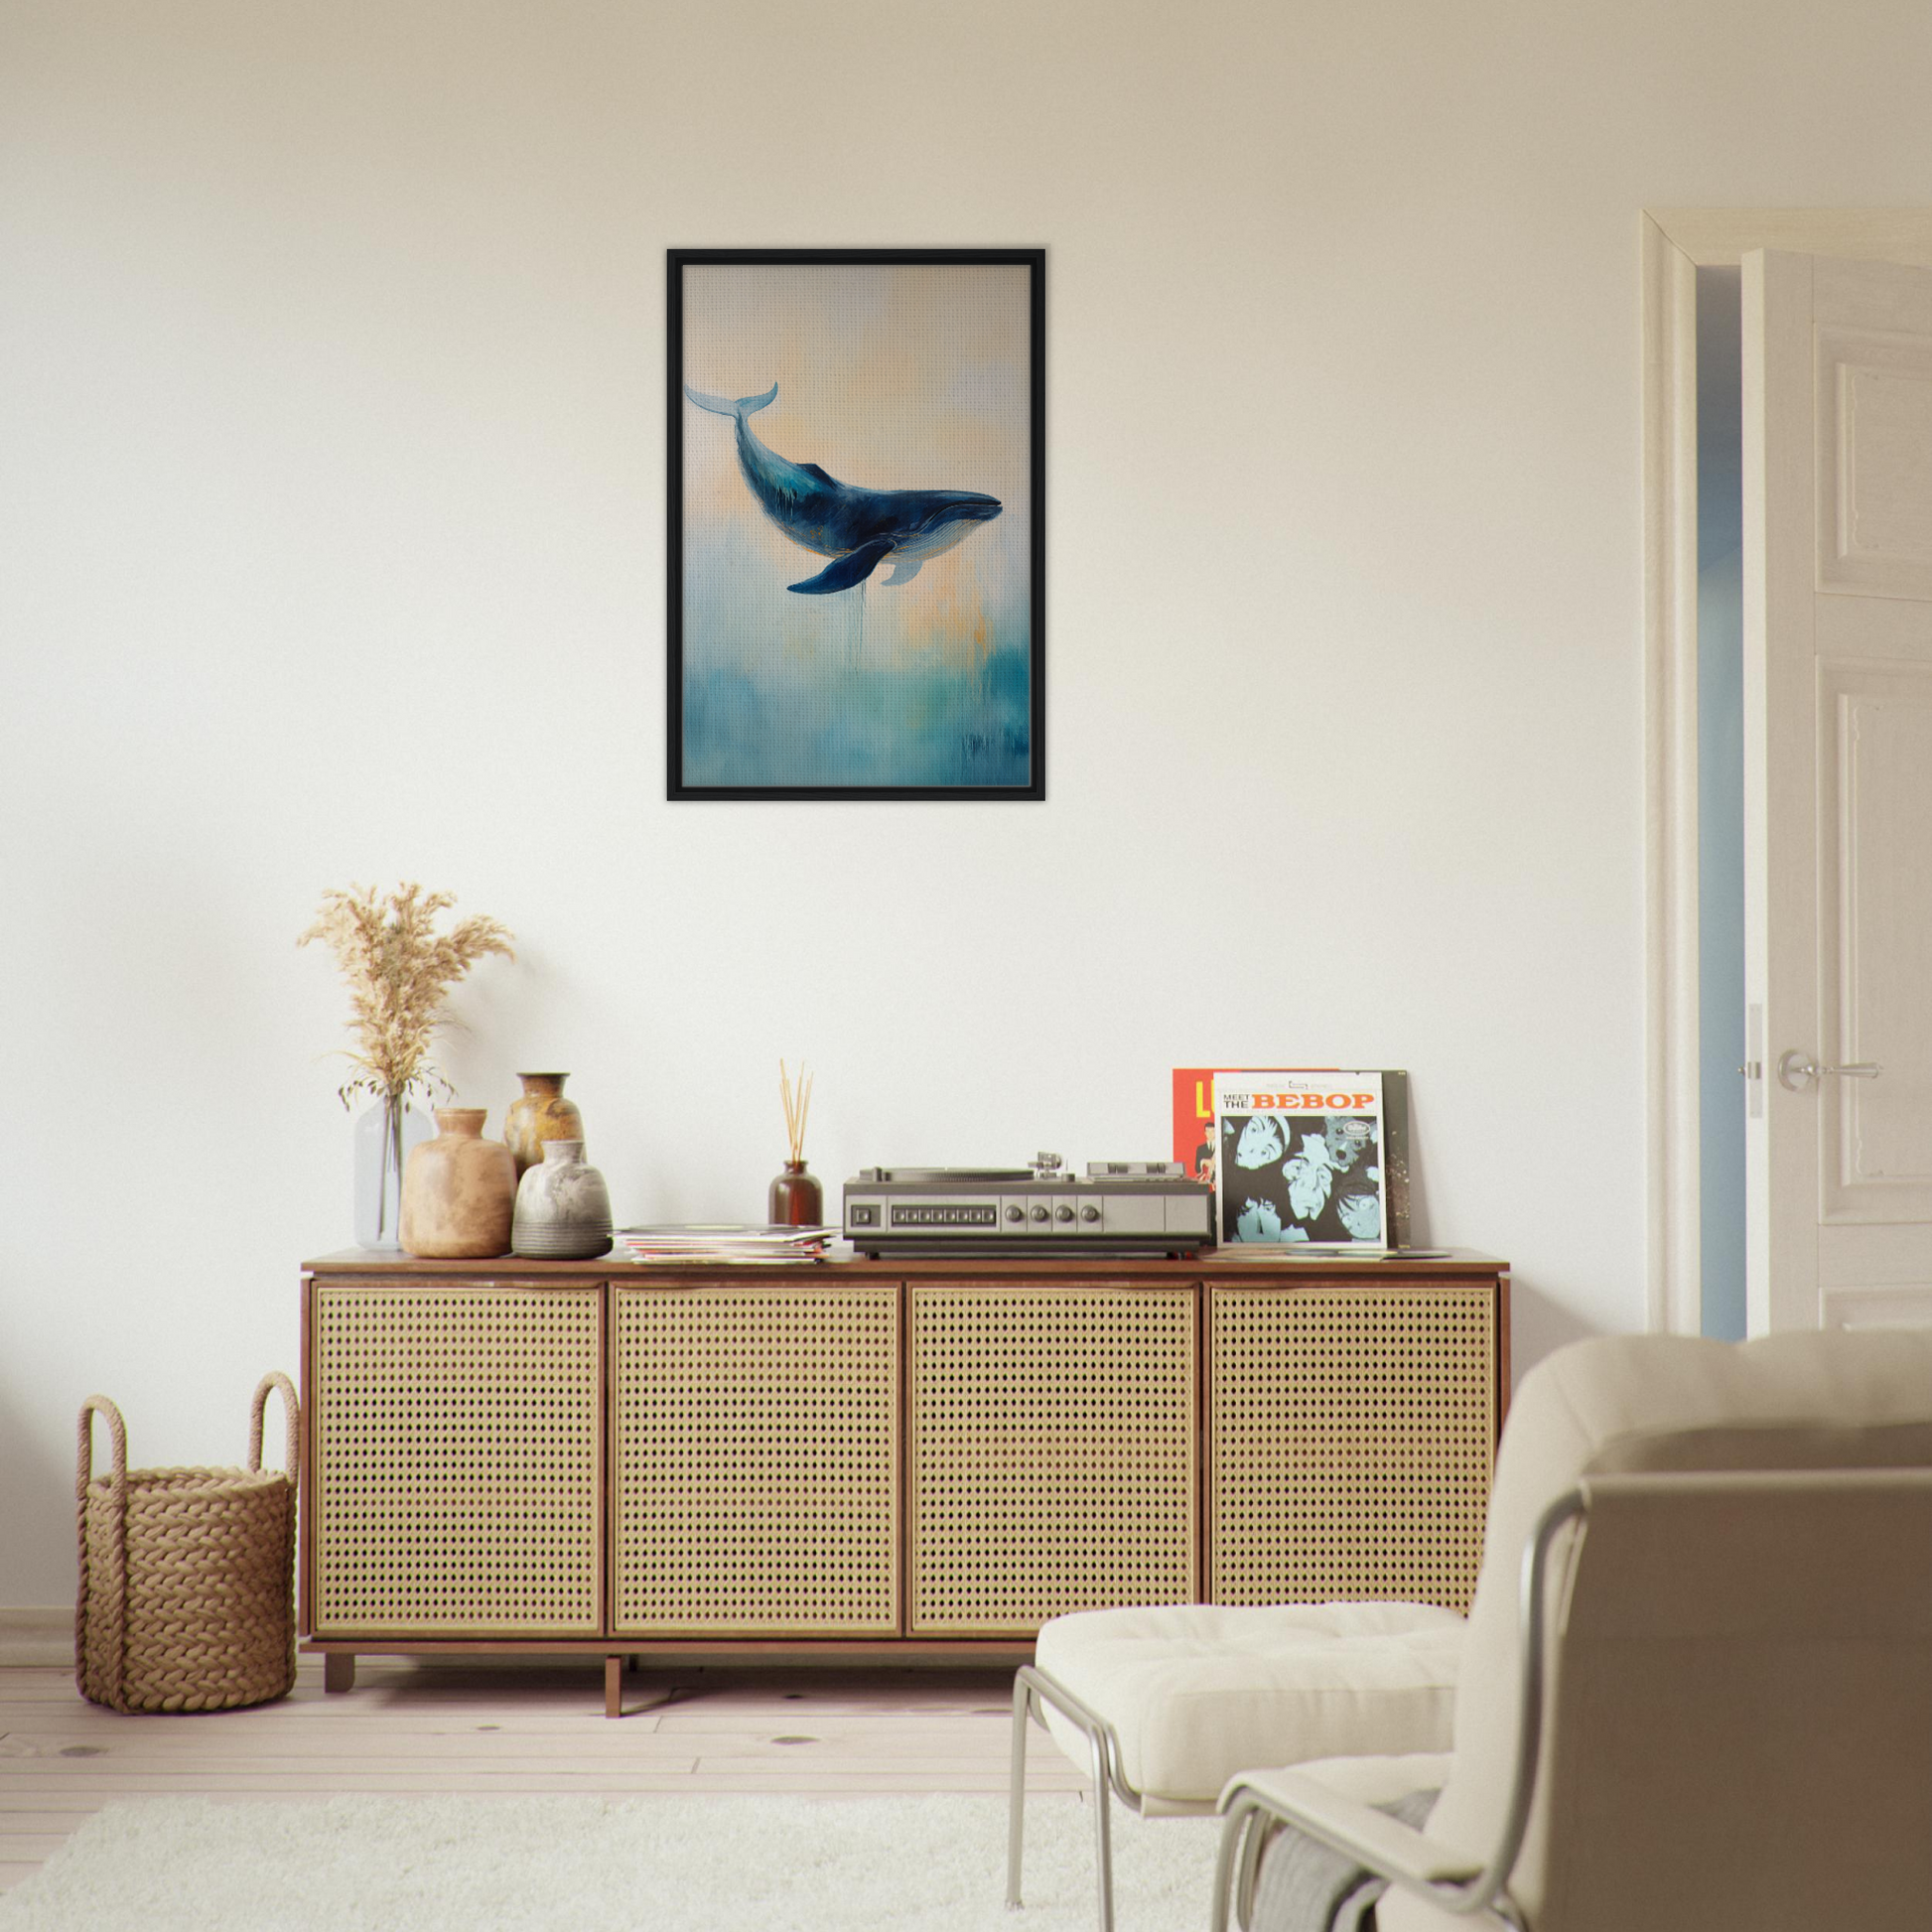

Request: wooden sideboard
left=300, top=1250, right=1509, bottom=1714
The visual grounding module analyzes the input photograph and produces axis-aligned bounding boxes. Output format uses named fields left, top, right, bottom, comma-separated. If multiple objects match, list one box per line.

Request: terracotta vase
left=512, top=1141, right=614, bottom=1259
left=400, top=1109, right=515, bottom=1258
left=768, top=1160, right=824, bottom=1228
left=503, top=1072, right=586, bottom=1178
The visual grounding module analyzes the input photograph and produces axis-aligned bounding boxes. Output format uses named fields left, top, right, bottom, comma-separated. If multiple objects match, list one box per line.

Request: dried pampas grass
left=298, top=883, right=515, bottom=1107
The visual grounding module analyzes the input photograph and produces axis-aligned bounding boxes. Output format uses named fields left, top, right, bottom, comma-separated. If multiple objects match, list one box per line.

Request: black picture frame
left=667, top=247, right=1045, bottom=801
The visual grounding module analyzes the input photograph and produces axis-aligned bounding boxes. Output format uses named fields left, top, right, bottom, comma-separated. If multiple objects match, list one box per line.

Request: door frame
left=1641, top=209, right=1932, bottom=1334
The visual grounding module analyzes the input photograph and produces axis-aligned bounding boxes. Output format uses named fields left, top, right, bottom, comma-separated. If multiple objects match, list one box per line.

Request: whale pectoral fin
left=797, top=462, right=842, bottom=486
left=882, top=555, right=924, bottom=585
left=788, top=538, right=895, bottom=595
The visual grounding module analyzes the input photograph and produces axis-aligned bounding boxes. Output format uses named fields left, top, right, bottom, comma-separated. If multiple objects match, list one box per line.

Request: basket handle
left=248, top=1371, right=301, bottom=1482
left=74, top=1395, right=131, bottom=1707
left=76, top=1395, right=127, bottom=1504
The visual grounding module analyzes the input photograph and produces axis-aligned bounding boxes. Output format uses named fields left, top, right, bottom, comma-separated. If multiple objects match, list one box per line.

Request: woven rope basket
left=75, top=1373, right=300, bottom=1714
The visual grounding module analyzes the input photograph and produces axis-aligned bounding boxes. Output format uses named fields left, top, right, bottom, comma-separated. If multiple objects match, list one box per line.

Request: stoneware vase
left=503, top=1072, right=586, bottom=1178
left=767, top=1160, right=824, bottom=1228
left=512, top=1140, right=614, bottom=1260
left=351, top=1094, right=433, bottom=1250
left=400, top=1108, right=515, bottom=1258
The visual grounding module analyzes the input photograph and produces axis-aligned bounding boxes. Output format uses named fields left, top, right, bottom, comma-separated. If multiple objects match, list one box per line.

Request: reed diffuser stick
left=779, top=1058, right=813, bottom=1164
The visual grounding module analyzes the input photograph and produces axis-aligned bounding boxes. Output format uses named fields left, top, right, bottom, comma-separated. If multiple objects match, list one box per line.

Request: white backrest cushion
left=1418, top=1327, right=1932, bottom=1867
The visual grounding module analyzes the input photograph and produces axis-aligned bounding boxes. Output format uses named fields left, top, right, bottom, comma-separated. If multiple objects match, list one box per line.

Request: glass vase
left=352, top=1094, right=432, bottom=1250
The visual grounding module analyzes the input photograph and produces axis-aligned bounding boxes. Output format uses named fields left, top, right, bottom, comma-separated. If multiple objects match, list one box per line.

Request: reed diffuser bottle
left=768, top=1058, right=823, bottom=1226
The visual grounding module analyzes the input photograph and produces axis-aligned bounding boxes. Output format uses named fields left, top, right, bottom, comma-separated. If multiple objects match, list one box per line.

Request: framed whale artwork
left=667, top=248, right=1045, bottom=799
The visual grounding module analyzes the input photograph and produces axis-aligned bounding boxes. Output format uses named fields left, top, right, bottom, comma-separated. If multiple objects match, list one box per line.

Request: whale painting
left=668, top=251, right=1043, bottom=799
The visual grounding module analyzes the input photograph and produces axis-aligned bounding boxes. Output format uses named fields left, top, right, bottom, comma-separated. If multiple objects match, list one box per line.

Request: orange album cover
left=1172, top=1067, right=1339, bottom=1183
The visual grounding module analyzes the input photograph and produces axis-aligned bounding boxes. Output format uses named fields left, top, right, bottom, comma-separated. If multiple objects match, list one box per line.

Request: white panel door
left=1745, top=250, right=1932, bottom=1331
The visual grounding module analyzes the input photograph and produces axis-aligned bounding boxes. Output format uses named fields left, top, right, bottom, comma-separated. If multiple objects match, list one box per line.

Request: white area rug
left=0, top=1792, right=1222, bottom=1930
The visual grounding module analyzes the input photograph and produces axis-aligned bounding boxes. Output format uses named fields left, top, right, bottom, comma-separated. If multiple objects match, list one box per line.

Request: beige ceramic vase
left=400, top=1109, right=515, bottom=1258
left=503, top=1073, right=586, bottom=1178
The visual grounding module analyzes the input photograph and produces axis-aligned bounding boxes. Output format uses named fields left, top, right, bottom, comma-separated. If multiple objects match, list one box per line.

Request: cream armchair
left=1212, top=1328, right=1932, bottom=1932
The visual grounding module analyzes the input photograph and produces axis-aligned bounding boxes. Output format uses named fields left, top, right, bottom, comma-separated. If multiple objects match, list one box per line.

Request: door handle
left=1777, top=1050, right=1882, bottom=1091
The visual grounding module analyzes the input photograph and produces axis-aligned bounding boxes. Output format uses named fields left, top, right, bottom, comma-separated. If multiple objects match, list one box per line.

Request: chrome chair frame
left=1007, top=1662, right=1172, bottom=1932
left=1208, top=1489, right=1587, bottom=1932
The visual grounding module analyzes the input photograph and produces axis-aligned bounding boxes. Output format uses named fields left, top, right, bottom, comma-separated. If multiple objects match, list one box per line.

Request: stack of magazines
left=613, top=1224, right=838, bottom=1265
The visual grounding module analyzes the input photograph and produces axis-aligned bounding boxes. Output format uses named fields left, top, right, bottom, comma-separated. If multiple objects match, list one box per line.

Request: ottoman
left=1007, top=1601, right=1465, bottom=1932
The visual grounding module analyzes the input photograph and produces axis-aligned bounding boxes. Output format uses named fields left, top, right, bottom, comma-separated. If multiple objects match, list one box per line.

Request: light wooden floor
left=0, top=1656, right=1085, bottom=1892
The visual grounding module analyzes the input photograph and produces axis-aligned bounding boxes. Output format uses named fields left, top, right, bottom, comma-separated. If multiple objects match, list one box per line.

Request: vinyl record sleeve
left=1172, top=1067, right=1411, bottom=1248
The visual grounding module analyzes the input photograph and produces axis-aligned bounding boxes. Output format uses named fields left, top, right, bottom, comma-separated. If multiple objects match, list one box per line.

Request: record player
left=843, top=1154, right=1212, bottom=1257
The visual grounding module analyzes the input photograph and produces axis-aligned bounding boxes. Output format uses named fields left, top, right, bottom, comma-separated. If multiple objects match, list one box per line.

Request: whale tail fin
left=684, top=381, right=778, bottom=419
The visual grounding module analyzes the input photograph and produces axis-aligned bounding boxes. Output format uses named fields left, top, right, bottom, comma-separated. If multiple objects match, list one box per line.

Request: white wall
left=4, top=0, right=1928, bottom=1604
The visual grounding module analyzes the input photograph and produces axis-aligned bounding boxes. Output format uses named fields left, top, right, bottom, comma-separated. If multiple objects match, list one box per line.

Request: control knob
left=1080, top=1205, right=1101, bottom=1223
left=1005, top=1204, right=1025, bottom=1223
left=1054, top=1204, right=1074, bottom=1223
left=1030, top=1205, right=1049, bottom=1223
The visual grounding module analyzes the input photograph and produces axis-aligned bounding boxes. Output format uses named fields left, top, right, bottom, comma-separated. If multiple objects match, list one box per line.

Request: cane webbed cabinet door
left=1208, top=1281, right=1495, bottom=1612
left=611, top=1281, right=900, bottom=1635
left=907, top=1280, right=1198, bottom=1634
left=310, top=1281, right=604, bottom=1636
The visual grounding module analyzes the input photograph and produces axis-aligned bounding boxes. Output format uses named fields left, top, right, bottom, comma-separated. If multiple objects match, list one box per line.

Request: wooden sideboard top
left=304, top=1246, right=1507, bottom=1282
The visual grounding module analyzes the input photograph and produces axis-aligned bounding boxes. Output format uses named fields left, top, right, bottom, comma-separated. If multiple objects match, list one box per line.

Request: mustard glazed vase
left=503, top=1072, right=586, bottom=1178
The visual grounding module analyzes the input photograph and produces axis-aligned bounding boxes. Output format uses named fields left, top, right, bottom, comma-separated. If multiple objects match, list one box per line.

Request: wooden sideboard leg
left=323, top=1652, right=355, bottom=1695
left=605, top=1654, right=622, bottom=1719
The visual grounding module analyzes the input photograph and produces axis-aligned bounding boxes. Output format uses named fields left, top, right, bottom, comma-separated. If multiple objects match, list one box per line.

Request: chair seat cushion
left=1034, top=1602, right=1465, bottom=1811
